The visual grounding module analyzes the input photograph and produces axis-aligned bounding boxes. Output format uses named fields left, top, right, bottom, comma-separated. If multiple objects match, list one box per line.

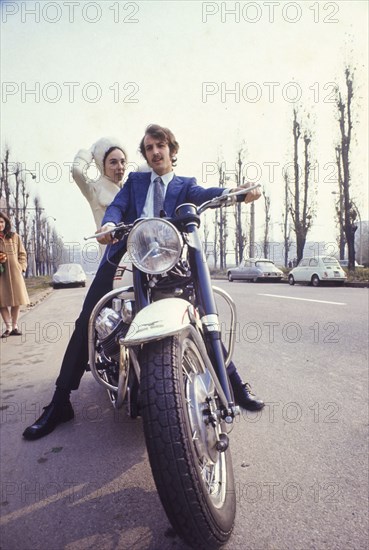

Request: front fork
left=177, top=205, right=236, bottom=411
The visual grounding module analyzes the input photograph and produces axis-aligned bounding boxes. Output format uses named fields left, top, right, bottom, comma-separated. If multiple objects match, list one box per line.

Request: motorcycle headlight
left=127, top=218, right=182, bottom=275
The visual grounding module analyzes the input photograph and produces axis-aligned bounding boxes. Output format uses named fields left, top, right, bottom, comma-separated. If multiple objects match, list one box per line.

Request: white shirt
left=140, top=171, right=174, bottom=218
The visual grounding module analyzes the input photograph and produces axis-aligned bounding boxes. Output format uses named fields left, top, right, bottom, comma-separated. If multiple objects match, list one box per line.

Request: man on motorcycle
left=22, top=124, right=264, bottom=441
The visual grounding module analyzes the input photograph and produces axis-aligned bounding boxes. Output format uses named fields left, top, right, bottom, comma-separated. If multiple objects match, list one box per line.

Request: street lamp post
left=12, top=168, right=36, bottom=179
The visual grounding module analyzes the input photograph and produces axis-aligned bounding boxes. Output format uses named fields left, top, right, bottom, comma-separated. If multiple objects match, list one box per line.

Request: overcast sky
left=1, top=0, right=368, bottom=254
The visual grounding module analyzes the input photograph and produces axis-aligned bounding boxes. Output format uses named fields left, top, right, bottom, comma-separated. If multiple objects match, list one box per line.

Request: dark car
left=227, top=258, right=284, bottom=282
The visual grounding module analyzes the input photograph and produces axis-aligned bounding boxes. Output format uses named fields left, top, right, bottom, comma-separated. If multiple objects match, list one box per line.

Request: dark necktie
left=153, top=176, right=164, bottom=217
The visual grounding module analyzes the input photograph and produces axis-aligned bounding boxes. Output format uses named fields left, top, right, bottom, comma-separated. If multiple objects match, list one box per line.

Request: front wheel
left=288, top=275, right=295, bottom=285
left=227, top=272, right=233, bottom=282
left=140, top=330, right=236, bottom=549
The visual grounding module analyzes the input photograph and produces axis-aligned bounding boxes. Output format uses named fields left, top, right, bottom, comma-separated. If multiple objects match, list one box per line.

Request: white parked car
left=227, top=258, right=284, bottom=282
left=52, top=263, right=87, bottom=288
left=288, top=256, right=347, bottom=287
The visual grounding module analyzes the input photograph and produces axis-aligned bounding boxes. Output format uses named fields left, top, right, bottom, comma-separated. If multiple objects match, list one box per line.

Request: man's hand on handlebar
left=232, top=182, right=262, bottom=204
left=96, top=223, right=118, bottom=245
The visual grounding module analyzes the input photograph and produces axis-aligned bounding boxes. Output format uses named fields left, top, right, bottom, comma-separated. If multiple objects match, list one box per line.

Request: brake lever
left=84, top=222, right=128, bottom=241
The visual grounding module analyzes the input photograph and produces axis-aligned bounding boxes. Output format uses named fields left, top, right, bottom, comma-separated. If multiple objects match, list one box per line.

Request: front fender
left=120, top=298, right=198, bottom=346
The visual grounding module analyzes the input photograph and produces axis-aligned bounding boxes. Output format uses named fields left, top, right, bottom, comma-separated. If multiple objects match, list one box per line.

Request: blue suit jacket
left=101, top=172, right=224, bottom=261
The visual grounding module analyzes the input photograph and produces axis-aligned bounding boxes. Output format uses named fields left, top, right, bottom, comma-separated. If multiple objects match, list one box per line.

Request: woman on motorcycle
left=72, top=137, right=127, bottom=229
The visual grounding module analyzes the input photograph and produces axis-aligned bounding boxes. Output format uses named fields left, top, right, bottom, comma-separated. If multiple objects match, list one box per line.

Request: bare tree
left=334, top=145, right=346, bottom=260
left=202, top=214, right=212, bottom=261
left=217, top=162, right=228, bottom=269
left=1, top=150, right=12, bottom=212
left=262, top=190, right=271, bottom=258
left=33, top=196, right=44, bottom=275
left=335, top=67, right=358, bottom=270
left=234, top=147, right=248, bottom=264
left=282, top=172, right=292, bottom=267
left=20, top=177, right=30, bottom=250
left=289, top=108, right=316, bottom=263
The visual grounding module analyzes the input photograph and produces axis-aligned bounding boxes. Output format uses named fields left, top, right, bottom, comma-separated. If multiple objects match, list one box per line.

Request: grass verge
left=25, top=276, right=52, bottom=298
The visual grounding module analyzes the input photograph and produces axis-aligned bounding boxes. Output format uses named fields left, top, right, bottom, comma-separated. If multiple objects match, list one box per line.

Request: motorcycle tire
left=140, top=329, right=236, bottom=550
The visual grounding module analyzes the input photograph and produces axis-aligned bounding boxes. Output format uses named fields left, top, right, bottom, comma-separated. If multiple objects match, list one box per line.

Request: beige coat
left=0, top=233, right=30, bottom=307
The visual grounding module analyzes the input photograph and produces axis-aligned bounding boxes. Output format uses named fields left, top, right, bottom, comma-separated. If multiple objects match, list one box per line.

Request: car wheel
left=288, top=275, right=295, bottom=285
left=252, top=277, right=258, bottom=283
left=227, top=272, right=233, bottom=282
left=311, top=275, right=320, bottom=287
left=81, top=282, right=86, bottom=287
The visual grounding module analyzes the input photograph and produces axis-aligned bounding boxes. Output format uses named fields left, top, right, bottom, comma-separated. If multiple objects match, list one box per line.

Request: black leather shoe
left=22, top=402, right=74, bottom=441
left=231, top=382, right=265, bottom=411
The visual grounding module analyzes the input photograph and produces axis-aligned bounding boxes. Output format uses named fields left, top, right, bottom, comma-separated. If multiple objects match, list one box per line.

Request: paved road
left=1, top=282, right=368, bottom=549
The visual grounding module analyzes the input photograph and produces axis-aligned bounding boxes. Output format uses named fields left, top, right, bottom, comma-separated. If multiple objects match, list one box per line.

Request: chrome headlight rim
left=127, top=218, right=182, bottom=275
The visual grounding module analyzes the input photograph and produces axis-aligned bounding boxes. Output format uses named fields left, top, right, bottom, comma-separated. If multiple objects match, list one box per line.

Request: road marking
left=258, top=294, right=347, bottom=306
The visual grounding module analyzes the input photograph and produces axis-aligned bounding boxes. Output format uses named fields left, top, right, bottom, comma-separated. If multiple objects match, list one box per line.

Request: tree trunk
left=289, top=109, right=315, bottom=264
left=337, top=68, right=357, bottom=270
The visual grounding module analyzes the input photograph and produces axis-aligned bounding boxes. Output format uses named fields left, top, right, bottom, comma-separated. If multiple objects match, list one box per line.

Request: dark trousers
left=55, top=251, right=123, bottom=391
left=55, top=253, right=237, bottom=393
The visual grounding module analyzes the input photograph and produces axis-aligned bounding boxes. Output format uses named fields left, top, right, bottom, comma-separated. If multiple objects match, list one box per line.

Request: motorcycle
left=86, top=186, right=259, bottom=549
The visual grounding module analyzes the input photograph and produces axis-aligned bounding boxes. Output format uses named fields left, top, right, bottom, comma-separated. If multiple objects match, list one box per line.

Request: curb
left=343, top=281, right=369, bottom=288
left=279, top=279, right=368, bottom=288
left=25, top=287, right=53, bottom=310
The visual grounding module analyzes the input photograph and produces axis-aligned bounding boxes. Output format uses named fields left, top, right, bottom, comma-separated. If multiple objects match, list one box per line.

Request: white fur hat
left=92, top=137, right=127, bottom=174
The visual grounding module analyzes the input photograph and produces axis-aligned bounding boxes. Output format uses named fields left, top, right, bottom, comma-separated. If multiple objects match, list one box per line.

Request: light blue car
left=227, top=258, right=284, bottom=282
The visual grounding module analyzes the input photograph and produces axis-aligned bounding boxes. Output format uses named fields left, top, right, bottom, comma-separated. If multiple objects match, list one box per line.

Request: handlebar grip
left=235, top=192, right=247, bottom=203
left=113, top=227, right=126, bottom=240
left=233, top=183, right=261, bottom=203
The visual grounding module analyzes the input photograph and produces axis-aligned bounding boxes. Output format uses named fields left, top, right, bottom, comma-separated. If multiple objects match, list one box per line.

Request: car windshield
left=57, top=264, right=82, bottom=273
left=322, top=257, right=340, bottom=266
left=255, top=261, right=274, bottom=267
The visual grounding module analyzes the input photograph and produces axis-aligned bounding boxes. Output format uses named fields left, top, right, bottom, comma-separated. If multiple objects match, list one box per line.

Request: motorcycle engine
left=150, top=260, right=194, bottom=302
left=95, top=300, right=132, bottom=361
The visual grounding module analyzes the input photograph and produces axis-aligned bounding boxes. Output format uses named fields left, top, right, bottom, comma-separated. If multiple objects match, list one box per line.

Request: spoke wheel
left=140, top=329, right=235, bottom=549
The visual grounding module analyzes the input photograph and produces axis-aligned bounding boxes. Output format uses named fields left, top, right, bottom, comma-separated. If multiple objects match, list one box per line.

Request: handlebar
left=84, top=184, right=262, bottom=241
left=197, top=183, right=261, bottom=214
left=84, top=222, right=132, bottom=241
